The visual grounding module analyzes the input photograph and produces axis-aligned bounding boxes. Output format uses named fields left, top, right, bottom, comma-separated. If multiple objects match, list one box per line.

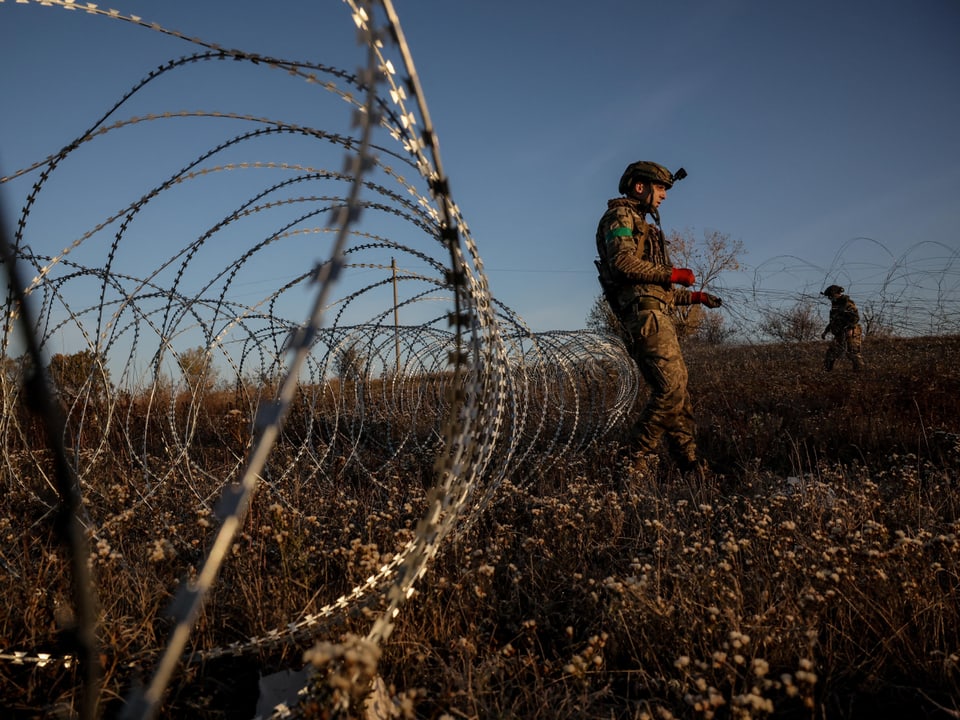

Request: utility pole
left=391, top=257, right=400, bottom=371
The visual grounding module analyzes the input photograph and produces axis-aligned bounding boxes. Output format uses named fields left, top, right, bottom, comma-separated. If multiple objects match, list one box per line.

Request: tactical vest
left=595, top=199, right=672, bottom=315
left=829, top=296, right=860, bottom=331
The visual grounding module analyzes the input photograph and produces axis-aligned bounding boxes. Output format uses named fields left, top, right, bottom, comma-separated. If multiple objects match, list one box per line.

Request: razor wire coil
left=1, top=1, right=639, bottom=717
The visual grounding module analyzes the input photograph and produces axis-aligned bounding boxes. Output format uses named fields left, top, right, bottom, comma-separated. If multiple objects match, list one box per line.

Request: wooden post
left=392, top=257, right=400, bottom=371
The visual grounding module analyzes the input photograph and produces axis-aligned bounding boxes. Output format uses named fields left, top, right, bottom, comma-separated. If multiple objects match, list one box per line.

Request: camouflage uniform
left=596, top=195, right=701, bottom=470
left=821, top=285, right=864, bottom=371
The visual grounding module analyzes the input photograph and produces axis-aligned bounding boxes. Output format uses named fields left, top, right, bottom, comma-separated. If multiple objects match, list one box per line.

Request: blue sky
left=1, top=0, right=958, bottom=345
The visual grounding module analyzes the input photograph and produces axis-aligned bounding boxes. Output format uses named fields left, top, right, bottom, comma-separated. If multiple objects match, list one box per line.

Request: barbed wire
left=0, top=1, right=639, bottom=717
left=719, top=237, right=960, bottom=339
left=4, top=2, right=955, bottom=717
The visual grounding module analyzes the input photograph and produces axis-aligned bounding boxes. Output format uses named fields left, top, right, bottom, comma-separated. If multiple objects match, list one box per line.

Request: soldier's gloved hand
left=691, top=291, right=722, bottom=309
left=670, top=267, right=696, bottom=286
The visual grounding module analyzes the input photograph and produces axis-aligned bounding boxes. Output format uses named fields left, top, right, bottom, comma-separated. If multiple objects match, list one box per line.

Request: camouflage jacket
left=595, top=197, right=694, bottom=313
left=826, top=295, right=860, bottom=335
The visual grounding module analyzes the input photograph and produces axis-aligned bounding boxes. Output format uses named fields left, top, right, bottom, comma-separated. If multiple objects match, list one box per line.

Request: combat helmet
left=618, top=161, right=686, bottom=195
left=821, top=285, right=845, bottom=298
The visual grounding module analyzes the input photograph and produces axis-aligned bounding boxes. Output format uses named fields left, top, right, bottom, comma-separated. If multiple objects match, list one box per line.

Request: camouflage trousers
left=825, top=325, right=864, bottom=371
left=622, top=305, right=697, bottom=466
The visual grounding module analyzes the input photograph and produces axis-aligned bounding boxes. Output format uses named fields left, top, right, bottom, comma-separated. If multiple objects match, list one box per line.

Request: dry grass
left=1, top=336, right=958, bottom=719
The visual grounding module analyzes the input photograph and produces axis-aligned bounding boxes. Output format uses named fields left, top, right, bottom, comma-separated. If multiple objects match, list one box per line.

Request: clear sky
left=1, top=0, right=958, bottom=341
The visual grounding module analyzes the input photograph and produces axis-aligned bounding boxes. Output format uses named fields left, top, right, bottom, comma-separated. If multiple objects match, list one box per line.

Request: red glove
left=691, top=291, right=722, bottom=308
left=670, top=267, right=696, bottom=286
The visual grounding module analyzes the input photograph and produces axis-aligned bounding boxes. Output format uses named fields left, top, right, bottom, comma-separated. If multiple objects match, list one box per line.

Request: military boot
left=676, top=454, right=708, bottom=483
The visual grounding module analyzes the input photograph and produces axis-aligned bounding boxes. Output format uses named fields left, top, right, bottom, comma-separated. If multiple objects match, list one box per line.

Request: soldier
left=595, top=160, right=723, bottom=477
left=820, top=285, right=864, bottom=371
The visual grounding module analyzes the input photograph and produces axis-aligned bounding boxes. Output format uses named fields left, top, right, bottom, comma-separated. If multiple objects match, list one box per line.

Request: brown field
left=2, top=335, right=959, bottom=719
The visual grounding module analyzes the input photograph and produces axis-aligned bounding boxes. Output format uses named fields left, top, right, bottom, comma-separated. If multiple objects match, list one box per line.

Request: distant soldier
left=595, top=160, right=723, bottom=477
left=820, top=285, right=864, bottom=371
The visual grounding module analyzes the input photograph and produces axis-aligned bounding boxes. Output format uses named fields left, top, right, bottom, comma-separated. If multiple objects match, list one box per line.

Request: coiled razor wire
left=0, top=1, right=640, bottom=717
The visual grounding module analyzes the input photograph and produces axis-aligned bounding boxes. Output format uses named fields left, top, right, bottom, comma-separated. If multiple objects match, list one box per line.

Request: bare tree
left=336, top=342, right=369, bottom=381
left=860, top=300, right=896, bottom=338
left=667, top=228, right=744, bottom=338
left=758, top=302, right=819, bottom=342
left=668, top=228, right=745, bottom=287
left=178, top=345, right=217, bottom=393
left=692, top=311, right=736, bottom=345
left=48, top=349, right=112, bottom=400
left=2, top=353, right=25, bottom=387
left=586, top=294, right=625, bottom=341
